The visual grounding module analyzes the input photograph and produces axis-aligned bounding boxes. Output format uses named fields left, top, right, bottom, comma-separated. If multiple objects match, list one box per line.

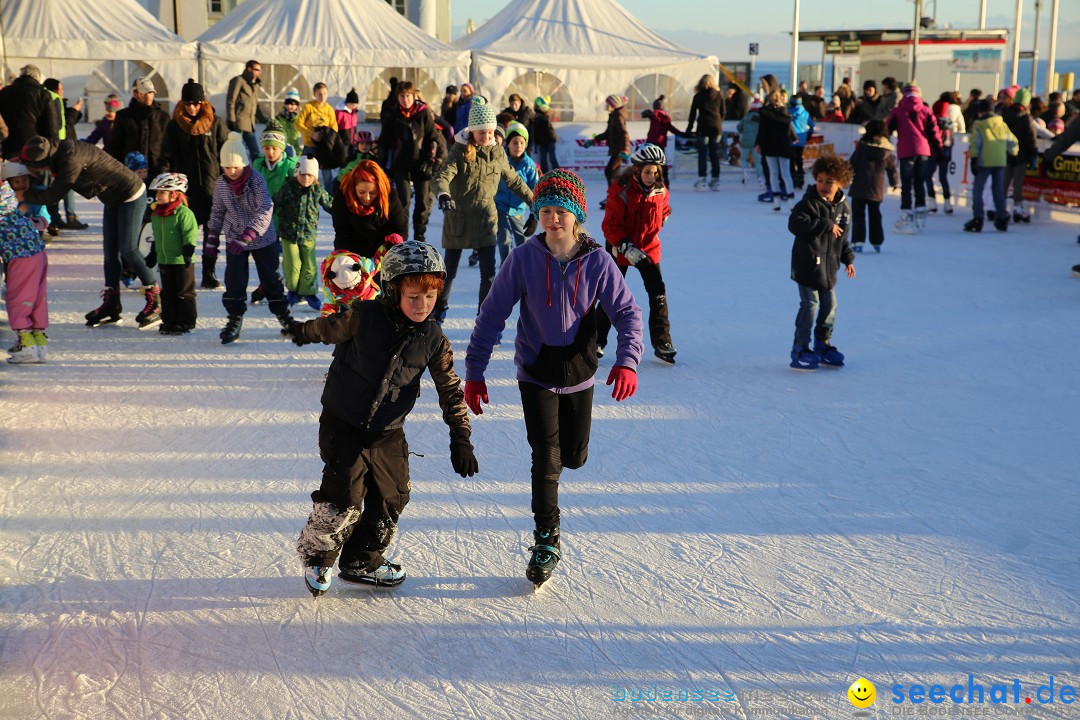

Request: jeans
left=1008, top=158, right=1028, bottom=209
left=390, top=172, right=433, bottom=242
left=519, top=382, right=594, bottom=529
left=794, top=283, right=837, bottom=348
left=899, top=155, right=930, bottom=210
left=697, top=133, right=721, bottom=178
left=222, top=242, right=288, bottom=317
left=850, top=198, right=884, bottom=246
left=102, top=188, right=154, bottom=288
left=536, top=143, right=560, bottom=173
left=927, top=146, right=952, bottom=200
left=496, top=212, right=527, bottom=264
left=971, top=166, right=1007, bottom=219
left=440, top=245, right=497, bottom=317
left=764, top=155, right=794, bottom=199
left=242, top=131, right=262, bottom=164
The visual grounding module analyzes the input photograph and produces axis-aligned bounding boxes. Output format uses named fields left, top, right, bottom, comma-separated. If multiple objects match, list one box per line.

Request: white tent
left=0, top=0, right=197, bottom=104
left=453, top=0, right=718, bottom=121
left=196, top=0, right=470, bottom=118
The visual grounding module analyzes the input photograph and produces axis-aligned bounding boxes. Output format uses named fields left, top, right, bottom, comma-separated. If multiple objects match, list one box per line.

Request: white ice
left=2, top=169, right=1078, bottom=720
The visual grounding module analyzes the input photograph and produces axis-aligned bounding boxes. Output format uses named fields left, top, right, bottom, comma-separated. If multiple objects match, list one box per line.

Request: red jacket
left=601, top=176, right=671, bottom=267
left=645, top=108, right=683, bottom=149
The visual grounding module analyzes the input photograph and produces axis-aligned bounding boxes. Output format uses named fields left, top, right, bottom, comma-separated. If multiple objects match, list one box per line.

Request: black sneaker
left=654, top=343, right=677, bottom=364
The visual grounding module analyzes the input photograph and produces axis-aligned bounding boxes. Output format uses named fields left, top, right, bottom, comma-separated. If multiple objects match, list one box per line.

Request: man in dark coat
left=0, top=65, right=61, bottom=158
left=107, top=77, right=170, bottom=179
left=378, top=81, right=440, bottom=242
left=226, top=60, right=263, bottom=161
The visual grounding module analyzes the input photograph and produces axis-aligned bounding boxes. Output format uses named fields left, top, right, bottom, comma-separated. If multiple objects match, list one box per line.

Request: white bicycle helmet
left=148, top=172, right=188, bottom=193
left=631, top=143, right=666, bottom=166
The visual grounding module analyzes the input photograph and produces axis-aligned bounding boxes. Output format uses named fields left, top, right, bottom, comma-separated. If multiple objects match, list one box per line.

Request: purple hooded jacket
left=886, top=93, right=942, bottom=159
left=466, top=233, right=644, bottom=392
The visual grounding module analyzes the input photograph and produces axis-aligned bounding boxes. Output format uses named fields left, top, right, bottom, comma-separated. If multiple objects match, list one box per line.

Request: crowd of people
left=1, top=59, right=1077, bottom=594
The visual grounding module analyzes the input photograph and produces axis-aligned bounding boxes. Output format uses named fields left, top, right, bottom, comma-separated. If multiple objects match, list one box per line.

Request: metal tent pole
left=1045, top=0, right=1059, bottom=94
left=1010, top=0, right=1023, bottom=86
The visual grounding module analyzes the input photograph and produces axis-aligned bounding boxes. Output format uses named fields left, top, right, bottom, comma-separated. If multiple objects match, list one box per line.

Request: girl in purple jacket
left=207, top=132, right=293, bottom=343
left=463, top=170, right=644, bottom=587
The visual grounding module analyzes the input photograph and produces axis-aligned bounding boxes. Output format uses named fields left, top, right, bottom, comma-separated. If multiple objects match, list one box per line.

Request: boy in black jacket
left=282, top=241, right=477, bottom=597
left=789, top=155, right=856, bottom=370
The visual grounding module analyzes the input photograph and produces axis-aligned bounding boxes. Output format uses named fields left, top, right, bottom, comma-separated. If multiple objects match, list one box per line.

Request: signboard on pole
left=950, top=48, right=1002, bottom=73
left=749, top=43, right=759, bottom=56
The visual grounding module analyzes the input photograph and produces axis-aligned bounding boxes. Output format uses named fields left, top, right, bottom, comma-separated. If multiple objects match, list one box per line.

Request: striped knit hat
left=605, top=94, right=628, bottom=111
left=506, top=121, right=529, bottom=143
left=532, top=169, right=587, bottom=224
left=468, top=96, right=498, bottom=131
left=534, top=95, right=551, bottom=111
left=260, top=121, right=287, bottom=150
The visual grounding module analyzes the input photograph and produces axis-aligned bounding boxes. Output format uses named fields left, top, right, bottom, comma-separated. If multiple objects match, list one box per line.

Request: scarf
left=339, top=164, right=389, bottom=218
left=228, top=167, right=252, bottom=195
left=172, top=103, right=215, bottom=135
left=399, top=101, right=420, bottom=119
left=152, top=196, right=185, bottom=217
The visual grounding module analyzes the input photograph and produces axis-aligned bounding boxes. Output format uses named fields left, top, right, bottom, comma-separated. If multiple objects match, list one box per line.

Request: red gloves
left=464, top=380, right=489, bottom=415
left=384, top=233, right=404, bottom=245
left=605, top=365, right=637, bottom=401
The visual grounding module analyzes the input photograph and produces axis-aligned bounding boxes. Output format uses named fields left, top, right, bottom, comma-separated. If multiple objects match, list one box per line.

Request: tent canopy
left=453, top=0, right=717, bottom=121
left=1, top=0, right=196, bottom=61
left=196, top=0, right=468, bottom=69
left=455, top=0, right=714, bottom=70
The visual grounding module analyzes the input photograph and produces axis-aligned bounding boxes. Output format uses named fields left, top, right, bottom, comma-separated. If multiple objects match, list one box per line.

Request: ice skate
left=694, top=177, right=708, bottom=191
left=926, top=196, right=938, bottom=214
left=250, top=285, right=265, bottom=304
left=789, top=344, right=819, bottom=370
left=304, top=566, right=332, bottom=597
left=654, top=342, right=677, bottom=364
left=943, top=197, right=954, bottom=215
left=220, top=315, right=243, bottom=344
left=6, top=331, right=41, bottom=364
left=894, top=211, right=915, bottom=234
left=913, top=207, right=927, bottom=231
left=852, top=243, right=864, bottom=253
left=708, top=178, right=721, bottom=191
left=1072, top=264, right=1080, bottom=278
left=993, top=216, right=1009, bottom=232
left=963, top=217, right=983, bottom=233
left=813, top=339, right=845, bottom=367
left=339, top=561, right=406, bottom=587
left=526, top=527, right=561, bottom=587
left=85, top=287, right=123, bottom=327
left=31, top=331, right=48, bottom=362
left=135, top=285, right=162, bottom=329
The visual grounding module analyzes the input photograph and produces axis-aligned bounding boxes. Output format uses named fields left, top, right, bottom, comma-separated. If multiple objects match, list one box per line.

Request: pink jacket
left=886, top=93, right=942, bottom=159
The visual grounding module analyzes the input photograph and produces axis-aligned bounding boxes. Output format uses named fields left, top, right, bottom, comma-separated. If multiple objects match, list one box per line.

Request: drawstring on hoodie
left=545, top=252, right=583, bottom=309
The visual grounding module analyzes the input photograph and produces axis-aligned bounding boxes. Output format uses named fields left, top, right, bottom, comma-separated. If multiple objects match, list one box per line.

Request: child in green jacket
left=148, top=173, right=199, bottom=334
left=273, top=157, right=333, bottom=309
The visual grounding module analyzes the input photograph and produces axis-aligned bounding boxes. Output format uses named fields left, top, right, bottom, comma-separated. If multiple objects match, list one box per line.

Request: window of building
left=626, top=74, right=694, bottom=123
left=209, top=0, right=223, bottom=15
left=505, top=71, right=574, bottom=122
left=387, top=0, right=407, bottom=16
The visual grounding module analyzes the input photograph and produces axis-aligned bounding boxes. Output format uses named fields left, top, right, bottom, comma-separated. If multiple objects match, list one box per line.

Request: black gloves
left=438, top=194, right=456, bottom=212
left=450, top=437, right=478, bottom=477
left=181, top=244, right=194, bottom=267
left=523, top=214, right=537, bottom=237
left=281, top=319, right=309, bottom=346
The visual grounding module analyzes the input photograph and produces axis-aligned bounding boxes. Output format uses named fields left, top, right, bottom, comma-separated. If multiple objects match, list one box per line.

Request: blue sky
left=451, top=0, right=1079, bottom=61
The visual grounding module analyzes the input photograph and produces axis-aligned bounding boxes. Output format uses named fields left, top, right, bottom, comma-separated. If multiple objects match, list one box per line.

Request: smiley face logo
left=848, top=678, right=876, bottom=708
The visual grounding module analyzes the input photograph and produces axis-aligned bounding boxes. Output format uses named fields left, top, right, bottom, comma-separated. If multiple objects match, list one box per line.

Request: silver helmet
left=631, top=143, right=666, bottom=166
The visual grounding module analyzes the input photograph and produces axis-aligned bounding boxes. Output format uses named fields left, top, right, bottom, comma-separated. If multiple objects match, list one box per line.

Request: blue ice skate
left=813, top=339, right=845, bottom=367
left=304, top=566, right=332, bottom=597
left=789, top=345, right=819, bottom=370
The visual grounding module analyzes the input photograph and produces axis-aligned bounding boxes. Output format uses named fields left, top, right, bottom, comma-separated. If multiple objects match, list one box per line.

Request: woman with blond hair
left=685, top=74, right=726, bottom=190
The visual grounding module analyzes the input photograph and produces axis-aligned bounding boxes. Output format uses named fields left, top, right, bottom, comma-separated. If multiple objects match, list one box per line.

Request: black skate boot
left=654, top=343, right=677, bottom=365
left=201, top=257, right=221, bottom=289
left=993, top=215, right=1009, bottom=232
left=85, top=287, right=122, bottom=327
left=963, top=217, right=983, bottom=233
left=135, top=285, right=162, bottom=329
left=275, top=311, right=294, bottom=331
left=250, top=285, right=266, bottom=304
left=65, top=213, right=89, bottom=231
left=526, top=526, right=561, bottom=587
left=467, top=250, right=479, bottom=267
left=220, top=315, right=243, bottom=344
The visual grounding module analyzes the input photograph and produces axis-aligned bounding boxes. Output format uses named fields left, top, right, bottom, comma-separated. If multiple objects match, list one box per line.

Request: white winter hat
left=1, top=161, right=32, bottom=180
left=296, top=156, right=320, bottom=177
left=219, top=131, right=250, bottom=168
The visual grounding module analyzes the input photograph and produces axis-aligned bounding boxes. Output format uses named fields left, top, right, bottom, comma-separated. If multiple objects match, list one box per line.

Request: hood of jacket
left=860, top=135, right=895, bottom=151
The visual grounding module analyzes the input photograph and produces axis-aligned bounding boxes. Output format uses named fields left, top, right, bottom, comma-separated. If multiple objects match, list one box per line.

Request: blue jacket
left=495, top=151, right=540, bottom=217
left=790, top=103, right=813, bottom=147
left=466, top=233, right=644, bottom=392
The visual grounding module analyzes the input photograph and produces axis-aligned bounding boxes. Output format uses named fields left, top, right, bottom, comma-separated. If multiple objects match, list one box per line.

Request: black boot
left=963, top=217, right=984, bottom=233
left=65, top=214, right=89, bottom=230
left=220, top=315, right=243, bottom=344
left=526, top=526, right=561, bottom=587
left=993, top=216, right=1009, bottom=232
left=250, top=285, right=266, bottom=304
left=85, top=287, right=123, bottom=327
left=275, top=311, right=294, bottom=330
left=201, top=257, right=220, bottom=289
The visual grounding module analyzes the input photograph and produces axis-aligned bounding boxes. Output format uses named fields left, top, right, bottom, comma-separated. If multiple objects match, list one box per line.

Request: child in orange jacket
left=597, top=143, right=677, bottom=364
